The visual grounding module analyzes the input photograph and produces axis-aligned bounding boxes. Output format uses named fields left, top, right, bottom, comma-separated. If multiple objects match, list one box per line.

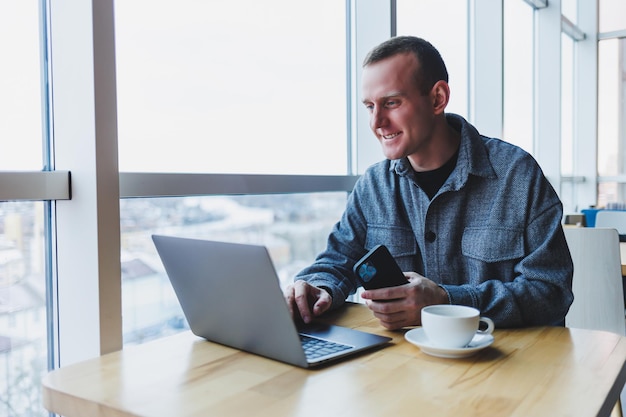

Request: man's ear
left=430, top=80, right=450, bottom=115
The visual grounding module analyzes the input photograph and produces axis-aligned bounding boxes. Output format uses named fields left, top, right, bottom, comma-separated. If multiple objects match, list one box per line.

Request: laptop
left=152, top=234, right=391, bottom=368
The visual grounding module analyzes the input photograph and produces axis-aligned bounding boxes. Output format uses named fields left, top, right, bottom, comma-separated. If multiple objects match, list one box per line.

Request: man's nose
left=371, top=108, right=388, bottom=130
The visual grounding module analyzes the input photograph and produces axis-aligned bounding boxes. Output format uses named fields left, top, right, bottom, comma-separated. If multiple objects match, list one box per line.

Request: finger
left=361, top=285, right=404, bottom=301
left=367, top=298, right=403, bottom=314
left=367, top=298, right=421, bottom=329
left=283, top=285, right=296, bottom=318
left=312, top=290, right=331, bottom=315
left=293, top=282, right=314, bottom=323
left=371, top=310, right=408, bottom=330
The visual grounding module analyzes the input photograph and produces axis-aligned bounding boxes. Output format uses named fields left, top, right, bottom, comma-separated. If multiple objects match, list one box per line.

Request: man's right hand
left=283, top=280, right=332, bottom=323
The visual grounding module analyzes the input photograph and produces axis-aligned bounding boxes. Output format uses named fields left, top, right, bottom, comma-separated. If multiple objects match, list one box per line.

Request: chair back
left=564, top=227, right=625, bottom=336
left=595, top=211, right=626, bottom=234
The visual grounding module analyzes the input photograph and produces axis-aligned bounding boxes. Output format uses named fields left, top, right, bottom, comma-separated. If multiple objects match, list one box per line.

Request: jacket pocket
left=462, top=227, right=524, bottom=263
left=365, top=225, right=417, bottom=258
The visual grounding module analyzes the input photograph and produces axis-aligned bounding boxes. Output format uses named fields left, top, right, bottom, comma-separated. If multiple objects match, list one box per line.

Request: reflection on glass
left=120, top=193, right=347, bottom=346
left=114, top=0, right=347, bottom=175
left=396, top=0, right=468, bottom=117
left=0, top=202, right=47, bottom=417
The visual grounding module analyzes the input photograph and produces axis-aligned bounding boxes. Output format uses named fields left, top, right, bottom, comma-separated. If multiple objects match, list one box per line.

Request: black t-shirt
left=414, top=150, right=459, bottom=200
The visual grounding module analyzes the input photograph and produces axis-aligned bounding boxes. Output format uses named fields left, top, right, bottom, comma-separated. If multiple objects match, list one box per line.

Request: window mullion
left=533, top=0, right=562, bottom=188
left=49, top=0, right=122, bottom=366
left=572, top=0, right=598, bottom=210
left=352, top=0, right=393, bottom=174
left=468, top=0, right=504, bottom=139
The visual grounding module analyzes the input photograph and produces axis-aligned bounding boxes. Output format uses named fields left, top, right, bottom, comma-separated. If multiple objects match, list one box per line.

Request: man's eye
left=364, top=104, right=374, bottom=111
left=386, top=100, right=398, bottom=107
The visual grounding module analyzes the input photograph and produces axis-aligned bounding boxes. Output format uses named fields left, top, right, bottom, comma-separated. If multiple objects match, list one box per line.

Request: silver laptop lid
left=152, top=234, right=309, bottom=367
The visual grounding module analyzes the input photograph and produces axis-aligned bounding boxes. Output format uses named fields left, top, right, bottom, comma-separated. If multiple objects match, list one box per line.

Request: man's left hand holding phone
left=354, top=245, right=444, bottom=330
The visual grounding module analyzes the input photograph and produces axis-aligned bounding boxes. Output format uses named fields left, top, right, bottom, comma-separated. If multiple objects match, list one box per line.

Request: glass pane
left=600, top=0, right=626, bottom=33
left=598, top=38, right=625, bottom=180
left=121, top=193, right=347, bottom=345
left=598, top=37, right=626, bottom=209
left=115, top=1, right=347, bottom=175
left=503, top=0, right=534, bottom=154
left=395, top=0, right=468, bottom=117
left=0, top=1, right=43, bottom=169
left=561, top=0, right=577, bottom=25
left=0, top=202, right=47, bottom=417
left=598, top=182, right=626, bottom=208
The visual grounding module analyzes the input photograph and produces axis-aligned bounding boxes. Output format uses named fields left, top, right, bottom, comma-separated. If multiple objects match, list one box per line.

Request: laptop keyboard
left=299, top=334, right=352, bottom=360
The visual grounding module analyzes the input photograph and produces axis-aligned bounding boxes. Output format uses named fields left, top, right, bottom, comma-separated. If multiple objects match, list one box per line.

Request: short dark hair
left=363, top=36, right=449, bottom=95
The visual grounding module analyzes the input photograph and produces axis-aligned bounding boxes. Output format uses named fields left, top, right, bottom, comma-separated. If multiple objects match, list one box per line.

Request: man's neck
left=408, top=121, right=461, bottom=172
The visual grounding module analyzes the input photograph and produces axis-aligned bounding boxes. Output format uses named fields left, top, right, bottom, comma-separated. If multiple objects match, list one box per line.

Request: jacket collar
left=390, top=113, right=496, bottom=192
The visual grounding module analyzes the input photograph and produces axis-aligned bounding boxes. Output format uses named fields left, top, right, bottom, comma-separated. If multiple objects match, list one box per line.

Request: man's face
left=361, top=53, right=437, bottom=162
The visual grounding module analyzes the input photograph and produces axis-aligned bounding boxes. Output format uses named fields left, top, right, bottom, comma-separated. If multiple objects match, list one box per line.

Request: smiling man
left=283, top=36, right=573, bottom=330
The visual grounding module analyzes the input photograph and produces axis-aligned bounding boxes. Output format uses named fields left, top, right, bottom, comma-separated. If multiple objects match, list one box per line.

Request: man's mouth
left=382, top=132, right=401, bottom=140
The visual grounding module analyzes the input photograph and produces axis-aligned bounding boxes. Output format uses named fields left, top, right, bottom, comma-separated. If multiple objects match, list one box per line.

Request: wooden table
left=42, top=303, right=626, bottom=417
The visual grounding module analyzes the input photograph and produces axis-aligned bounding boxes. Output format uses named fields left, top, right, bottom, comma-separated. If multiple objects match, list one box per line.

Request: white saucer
left=404, top=328, right=494, bottom=359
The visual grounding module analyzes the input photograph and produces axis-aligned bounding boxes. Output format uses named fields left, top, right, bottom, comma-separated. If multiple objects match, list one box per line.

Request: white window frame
left=569, top=1, right=598, bottom=210
left=49, top=0, right=122, bottom=365
left=468, top=0, right=504, bottom=139
left=533, top=0, right=563, bottom=189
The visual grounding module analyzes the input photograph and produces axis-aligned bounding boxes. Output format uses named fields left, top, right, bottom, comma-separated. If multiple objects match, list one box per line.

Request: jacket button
left=425, top=231, right=436, bottom=242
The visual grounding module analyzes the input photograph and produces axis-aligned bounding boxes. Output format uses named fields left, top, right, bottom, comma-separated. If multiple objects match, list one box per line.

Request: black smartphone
left=353, top=244, right=409, bottom=290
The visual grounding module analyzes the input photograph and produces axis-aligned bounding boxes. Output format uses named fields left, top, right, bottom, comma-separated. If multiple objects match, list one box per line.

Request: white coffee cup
left=421, top=305, right=494, bottom=348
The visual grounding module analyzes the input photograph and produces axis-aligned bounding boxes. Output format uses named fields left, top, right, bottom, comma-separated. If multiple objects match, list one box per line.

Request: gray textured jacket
left=295, top=113, right=573, bottom=327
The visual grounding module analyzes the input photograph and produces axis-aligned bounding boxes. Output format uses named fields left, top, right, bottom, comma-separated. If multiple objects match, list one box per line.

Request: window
left=120, top=193, right=347, bottom=344
left=561, top=0, right=578, bottom=26
left=0, top=2, right=49, bottom=416
left=115, top=0, right=347, bottom=175
left=0, top=203, right=47, bottom=417
left=597, top=37, right=626, bottom=206
left=114, top=1, right=351, bottom=345
left=0, top=1, right=43, bottom=169
left=395, top=0, right=468, bottom=117
left=599, top=0, right=626, bottom=33
left=597, top=0, right=626, bottom=207
left=503, top=0, right=534, bottom=153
